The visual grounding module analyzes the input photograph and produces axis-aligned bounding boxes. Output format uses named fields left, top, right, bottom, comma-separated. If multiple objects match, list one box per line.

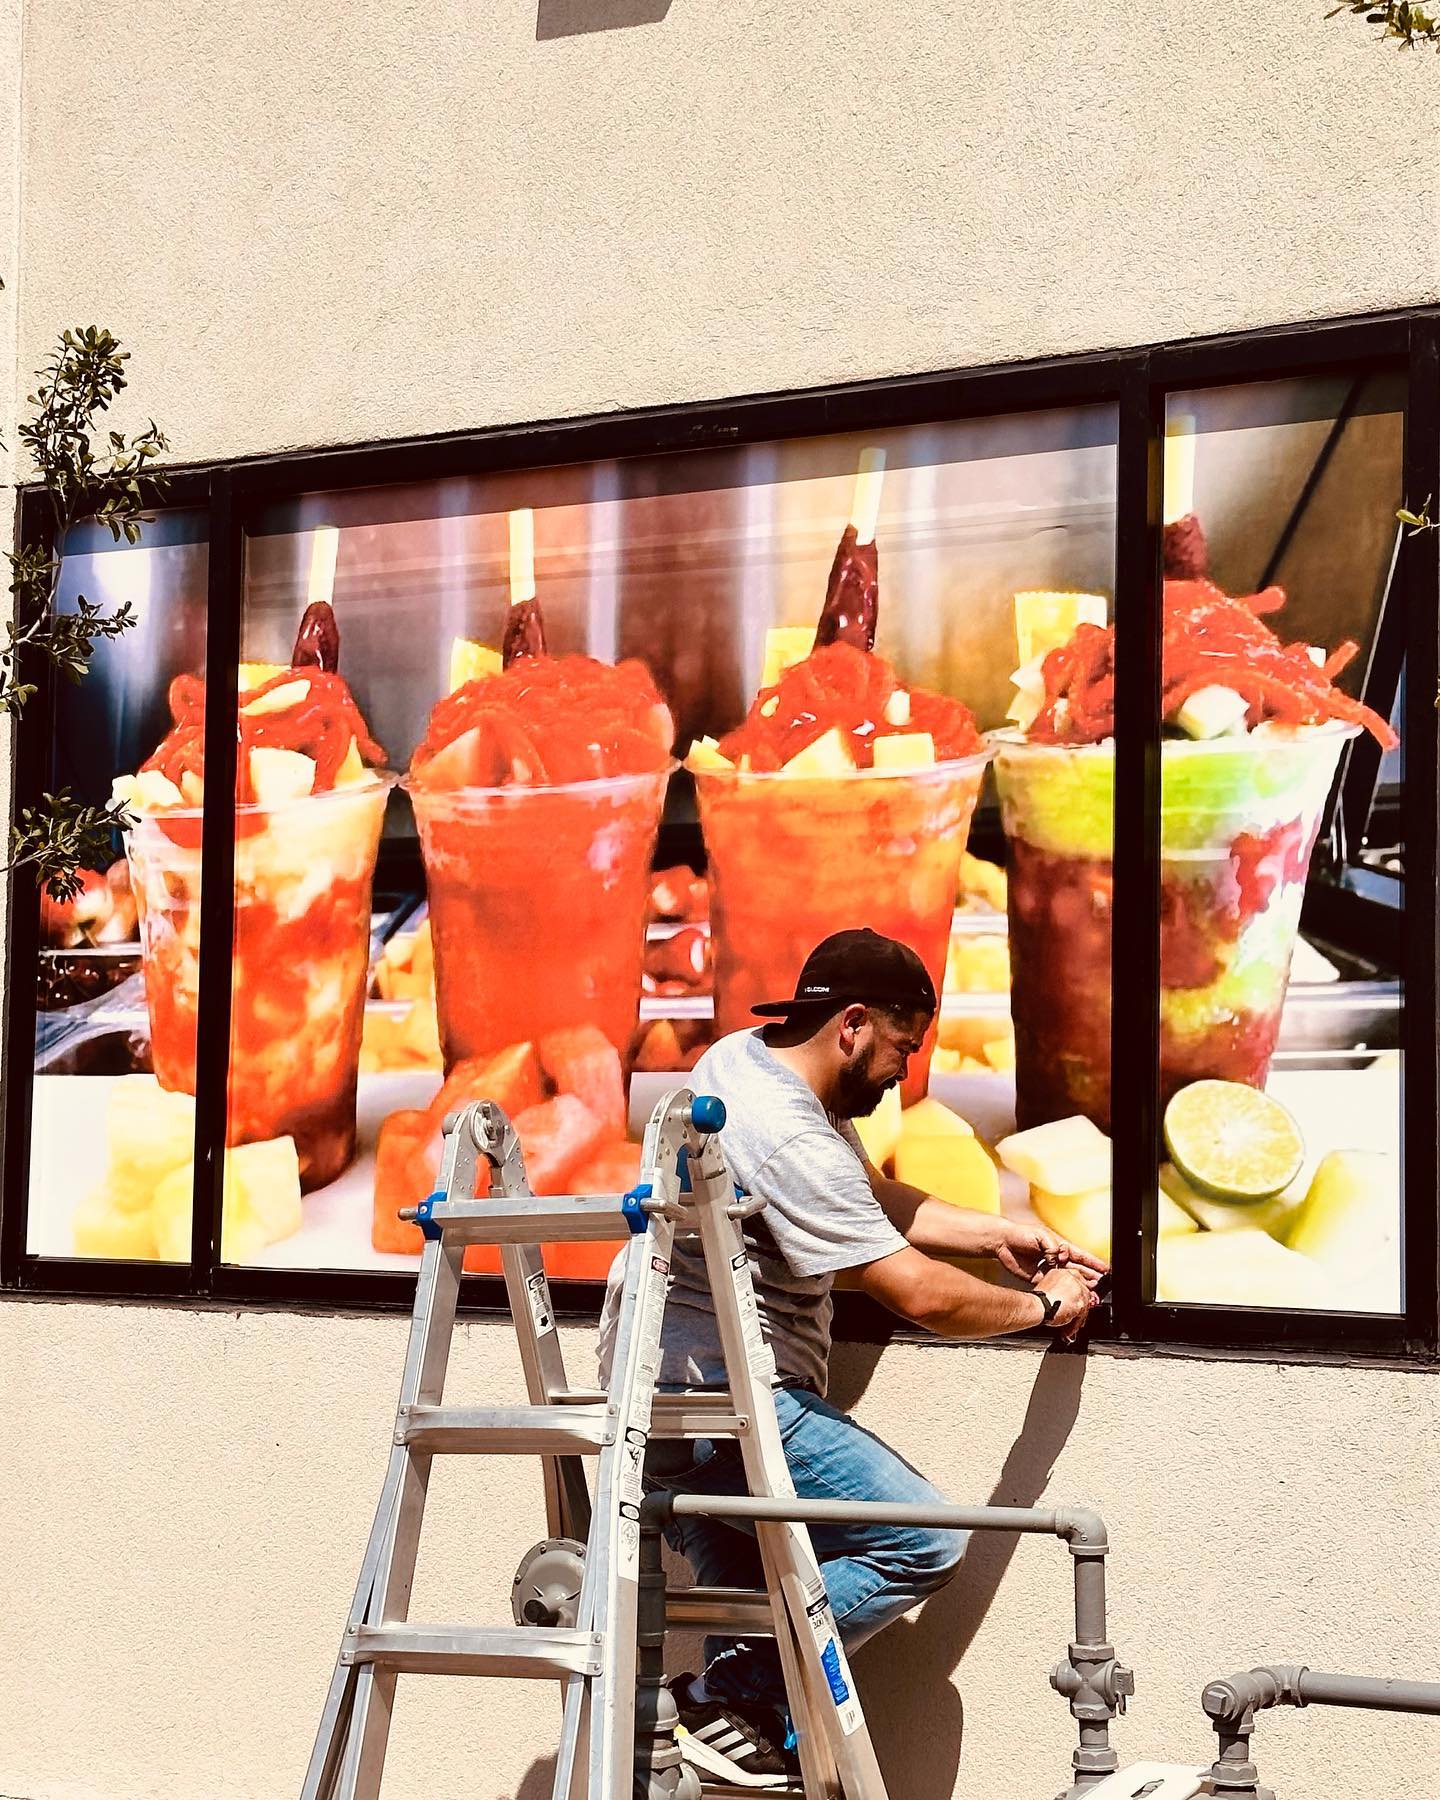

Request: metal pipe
left=1297, top=1671, right=1440, bottom=1714
left=639, top=1491, right=1128, bottom=1798
left=1201, top=1663, right=1440, bottom=1800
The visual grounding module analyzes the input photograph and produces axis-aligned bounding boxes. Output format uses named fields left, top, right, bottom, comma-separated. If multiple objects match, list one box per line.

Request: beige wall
left=6, top=4, right=1440, bottom=1799
left=10, top=2, right=1440, bottom=466
left=1, top=1301, right=1437, bottom=1800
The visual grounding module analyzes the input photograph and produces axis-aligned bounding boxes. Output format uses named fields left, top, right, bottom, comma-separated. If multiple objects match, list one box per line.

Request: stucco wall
left=1, top=1300, right=1436, bottom=1800
left=11, top=1, right=1440, bottom=466
left=5, top=4, right=1440, bottom=1799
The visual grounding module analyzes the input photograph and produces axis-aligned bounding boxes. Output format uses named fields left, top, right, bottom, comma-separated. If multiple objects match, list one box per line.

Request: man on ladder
left=601, top=929, right=1105, bottom=1790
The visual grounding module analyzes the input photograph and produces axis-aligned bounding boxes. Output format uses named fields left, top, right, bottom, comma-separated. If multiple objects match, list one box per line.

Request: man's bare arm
left=834, top=1245, right=1092, bottom=1340
left=868, top=1172, right=1008, bottom=1257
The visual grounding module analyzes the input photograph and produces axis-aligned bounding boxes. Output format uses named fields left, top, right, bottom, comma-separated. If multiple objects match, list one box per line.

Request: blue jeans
left=644, top=1383, right=967, bottom=1712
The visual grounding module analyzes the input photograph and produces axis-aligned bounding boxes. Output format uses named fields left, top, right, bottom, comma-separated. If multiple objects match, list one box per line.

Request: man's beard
left=834, top=1054, right=893, bottom=1120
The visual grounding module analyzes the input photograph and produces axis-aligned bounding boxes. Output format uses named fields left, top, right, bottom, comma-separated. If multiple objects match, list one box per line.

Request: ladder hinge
left=621, top=1183, right=653, bottom=1233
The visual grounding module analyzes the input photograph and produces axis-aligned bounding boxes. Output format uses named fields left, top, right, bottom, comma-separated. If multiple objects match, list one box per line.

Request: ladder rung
left=397, top=1403, right=614, bottom=1454
left=425, top=1195, right=632, bottom=1243
left=700, top=1787, right=807, bottom=1798
left=666, top=1586, right=776, bottom=1635
left=651, top=1394, right=747, bottom=1438
left=342, top=1623, right=602, bottom=1678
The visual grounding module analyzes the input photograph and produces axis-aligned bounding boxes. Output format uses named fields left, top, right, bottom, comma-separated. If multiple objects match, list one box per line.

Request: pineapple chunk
left=896, top=1132, right=1000, bottom=1214
left=73, top=1189, right=159, bottom=1259
left=997, top=1115, right=1111, bottom=1196
left=1174, top=685, right=1249, bottom=740
left=782, top=728, right=853, bottom=777
left=249, top=747, right=316, bottom=806
left=180, top=770, right=205, bottom=806
left=113, top=770, right=185, bottom=813
left=241, top=677, right=312, bottom=718
left=1032, top=1184, right=1197, bottom=1263
left=981, top=1034, right=1015, bottom=1073
left=1159, top=1162, right=1303, bottom=1238
left=1156, top=1230, right=1337, bottom=1308
left=959, top=853, right=1007, bottom=911
left=154, top=1138, right=303, bottom=1264
left=897, top=1096, right=975, bottom=1144
left=106, top=1077, right=196, bottom=1210
left=883, top=690, right=912, bottom=727
left=945, top=936, right=1010, bottom=994
left=872, top=732, right=935, bottom=772
left=1285, top=1151, right=1400, bottom=1311
left=224, top=1137, right=303, bottom=1248
left=137, top=769, right=185, bottom=809
left=895, top=1099, right=997, bottom=1211
left=854, top=1085, right=903, bottom=1171
left=686, top=736, right=734, bottom=773
left=761, top=626, right=815, bottom=688
left=238, top=661, right=289, bottom=694
left=449, top=637, right=503, bottom=694
left=1013, top=592, right=1108, bottom=665
left=151, top=1163, right=194, bottom=1262
left=334, top=737, right=372, bottom=787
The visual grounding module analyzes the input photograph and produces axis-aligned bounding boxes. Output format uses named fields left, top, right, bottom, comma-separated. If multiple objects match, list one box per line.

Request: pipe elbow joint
left=1055, top=1507, right=1108, bottom=1553
left=1203, top=1665, right=1309, bottom=1726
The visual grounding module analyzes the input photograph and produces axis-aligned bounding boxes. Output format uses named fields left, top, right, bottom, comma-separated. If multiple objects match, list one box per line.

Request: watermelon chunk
left=569, top=1140, right=644, bottom=1196
left=514, top=1095, right=608, bottom=1196
left=543, top=1139, right=642, bottom=1280
left=371, top=1109, right=437, bottom=1254
left=539, top=1025, right=627, bottom=1139
left=425, top=1040, right=545, bottom=1135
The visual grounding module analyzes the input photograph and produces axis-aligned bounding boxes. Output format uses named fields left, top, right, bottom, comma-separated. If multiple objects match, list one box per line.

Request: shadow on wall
left=852, top=1347, right=1089, bottom=1800
left=536, top=0, right=674, bottom=39
left=508, top=1343, right=1085, bottom=1800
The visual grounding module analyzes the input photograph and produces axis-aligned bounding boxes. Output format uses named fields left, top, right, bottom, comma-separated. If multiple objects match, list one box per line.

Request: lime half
left=1163, top=1080, right=1305, bottom=1201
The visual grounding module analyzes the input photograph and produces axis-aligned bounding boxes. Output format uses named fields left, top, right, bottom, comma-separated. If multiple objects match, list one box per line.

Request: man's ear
left=837, top=1003, right=869, bottom=1051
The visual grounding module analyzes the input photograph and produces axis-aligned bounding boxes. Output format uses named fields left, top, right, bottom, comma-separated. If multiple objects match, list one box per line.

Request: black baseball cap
left=750, top=928, right=939, bottom=1019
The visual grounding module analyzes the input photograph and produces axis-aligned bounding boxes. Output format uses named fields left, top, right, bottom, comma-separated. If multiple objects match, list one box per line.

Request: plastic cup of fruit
left=406, top=766, right=673, bottom=1067
left=125, top=773, right=396, bottom=1190
left=990, top=724, right=1357, bottom=1132
left=694, top=751, right=992, bottom=1102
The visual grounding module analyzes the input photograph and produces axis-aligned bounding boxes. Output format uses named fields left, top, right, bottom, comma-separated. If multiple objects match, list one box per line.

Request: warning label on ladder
left=804, top=1591, right=862, bottom=1735
left=524, top=1271, right=555, bottom=1337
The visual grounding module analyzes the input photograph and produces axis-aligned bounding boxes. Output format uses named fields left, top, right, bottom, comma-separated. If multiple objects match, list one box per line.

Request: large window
left=5, top=314, right=1436, bottom=1355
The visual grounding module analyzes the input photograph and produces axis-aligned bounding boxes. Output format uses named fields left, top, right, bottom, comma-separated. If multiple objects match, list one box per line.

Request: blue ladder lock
left=676, top=1145, right=693, bottom=1193
left=690, top=1094, right=726, bottom=1134
left=415, top=1190, right=445, bottom=1242
left=621, top=1182, right=653, bottom=1234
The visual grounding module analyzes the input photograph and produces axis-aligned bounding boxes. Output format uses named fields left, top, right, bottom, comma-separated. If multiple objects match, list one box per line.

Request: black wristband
left=1034, top=1287, right=1062, bottom=1327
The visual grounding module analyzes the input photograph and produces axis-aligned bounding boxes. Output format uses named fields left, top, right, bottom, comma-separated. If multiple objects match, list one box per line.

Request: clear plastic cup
left=126, top=774, right=395, bottom=1190
left=991, top=726, right=1356, bottom=1131
left=694, top=753, right=992, bottom=1101
left=407, top=767, right=672, bottom=1067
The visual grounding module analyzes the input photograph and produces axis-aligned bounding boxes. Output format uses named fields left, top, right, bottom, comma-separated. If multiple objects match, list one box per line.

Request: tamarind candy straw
left=814, top=447, right=885, bottom=652
left=502, top=506, right=547, bottom=666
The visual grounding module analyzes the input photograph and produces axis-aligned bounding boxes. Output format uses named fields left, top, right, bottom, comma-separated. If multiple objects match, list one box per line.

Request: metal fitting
left=1052, top=1644, right=1135, bottom=1719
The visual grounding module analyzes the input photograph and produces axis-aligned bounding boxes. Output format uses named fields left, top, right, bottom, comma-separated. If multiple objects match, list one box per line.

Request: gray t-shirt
left=597, top=1029, right=908, bottom=1396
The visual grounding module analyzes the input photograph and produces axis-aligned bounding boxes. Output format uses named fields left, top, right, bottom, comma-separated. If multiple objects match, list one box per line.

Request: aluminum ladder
left=300, top=1086, right=889, bottom=1800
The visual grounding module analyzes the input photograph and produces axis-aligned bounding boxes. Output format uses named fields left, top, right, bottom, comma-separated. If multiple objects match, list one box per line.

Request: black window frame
left=4, top=307, right=1437, bottom=1363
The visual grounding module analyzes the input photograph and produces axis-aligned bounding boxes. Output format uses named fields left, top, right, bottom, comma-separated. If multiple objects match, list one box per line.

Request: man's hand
left=1034, top=1265, right=1099, bottom=1342
left=995, top=1221, right=1109, bottom=1286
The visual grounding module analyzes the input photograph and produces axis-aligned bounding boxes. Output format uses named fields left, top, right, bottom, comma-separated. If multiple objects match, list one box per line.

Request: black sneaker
left=668, top=1673, right=798, bottom=1790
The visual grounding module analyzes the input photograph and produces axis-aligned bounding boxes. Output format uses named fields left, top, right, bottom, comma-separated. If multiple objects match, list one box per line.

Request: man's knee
left=890, top=1524, right=968, bottom=1594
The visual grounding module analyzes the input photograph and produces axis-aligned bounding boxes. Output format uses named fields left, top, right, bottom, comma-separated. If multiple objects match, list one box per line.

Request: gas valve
left=1052, top=1645, right=1136, bottom=1716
